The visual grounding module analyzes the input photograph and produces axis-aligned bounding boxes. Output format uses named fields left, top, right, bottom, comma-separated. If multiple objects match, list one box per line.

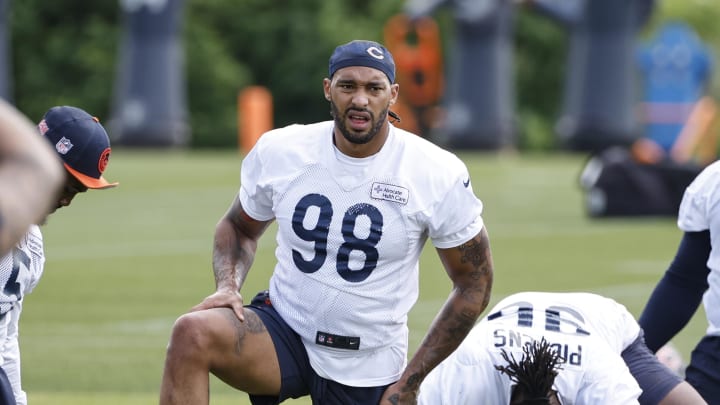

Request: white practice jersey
left=418, top=292, right=643, bottom=405
left=0, top=225, right=45, bottom=405
left=677, top=159, right=720, bottom=336
left=240, top=121, right=484, bottom=386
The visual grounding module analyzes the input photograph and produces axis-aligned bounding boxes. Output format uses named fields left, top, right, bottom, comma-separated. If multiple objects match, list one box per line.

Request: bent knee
left=166, top=309, right=240, bottom=358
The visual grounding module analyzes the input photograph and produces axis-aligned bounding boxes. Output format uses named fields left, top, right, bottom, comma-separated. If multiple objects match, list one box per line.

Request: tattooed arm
left=381, top=226, right=494, bottom=404
left=191, top=195, right=272, bottom=321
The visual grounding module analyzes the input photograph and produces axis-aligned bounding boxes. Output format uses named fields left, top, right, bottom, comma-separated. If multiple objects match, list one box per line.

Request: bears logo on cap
left=328, top=40, right=396, bottom=84
left=40, top=106, right=118, bottom=189
left=98, top=148, right=111, bottom=174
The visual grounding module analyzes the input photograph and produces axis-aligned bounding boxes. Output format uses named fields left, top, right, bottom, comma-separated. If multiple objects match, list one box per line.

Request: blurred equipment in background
left=578, top=20, right=717, bottom=218
left=528, top=0, right=655, bottom=152
left=237, top=86, right=273, bottom=155
left=110, top=0, right=189, bottom=147
left=579, top=146, right=701, bottom=217
left=404, top=0, right=517, bottom=150
left=0, top=0, right=11, bottom=103
left=633, top=21, right=716, bottom=166
left=384, top=13, right=444, bottom=138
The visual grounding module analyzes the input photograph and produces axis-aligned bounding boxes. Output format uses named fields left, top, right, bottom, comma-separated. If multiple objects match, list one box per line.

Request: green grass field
left=20, top=149, right=707, bottom=404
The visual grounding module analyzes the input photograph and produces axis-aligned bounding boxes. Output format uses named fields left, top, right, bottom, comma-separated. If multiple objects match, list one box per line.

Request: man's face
left=324, top=66, right=398, bottom=146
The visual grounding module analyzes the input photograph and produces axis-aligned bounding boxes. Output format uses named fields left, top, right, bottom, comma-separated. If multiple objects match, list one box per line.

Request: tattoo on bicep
left=457, top=238, right=484, bottom=268
left=454, top=235, right=493, bottom=318
left=457, top=236, right=491, bottom=276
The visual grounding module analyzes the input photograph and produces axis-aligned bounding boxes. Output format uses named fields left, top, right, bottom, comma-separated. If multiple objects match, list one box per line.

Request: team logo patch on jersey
left=371, top=182, right=409, bottom=205
left=55, top=136, right=73, bottom=155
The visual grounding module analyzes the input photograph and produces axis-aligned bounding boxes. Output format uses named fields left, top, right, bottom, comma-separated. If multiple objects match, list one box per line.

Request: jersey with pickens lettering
left=239, top=121, right=484, bottom=386
left=676, top=159, right=720, bottom=336
left=417, top=292, right=642, bottom=404
left=0, top=225, right=45, bottom=405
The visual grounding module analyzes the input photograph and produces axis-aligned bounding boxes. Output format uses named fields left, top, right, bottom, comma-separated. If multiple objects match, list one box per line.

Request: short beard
left=330, top=101, right=388, bottom=145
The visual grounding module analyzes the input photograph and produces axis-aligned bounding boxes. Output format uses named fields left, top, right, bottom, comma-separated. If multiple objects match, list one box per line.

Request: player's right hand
left=190, top=290, right=246, bottom=321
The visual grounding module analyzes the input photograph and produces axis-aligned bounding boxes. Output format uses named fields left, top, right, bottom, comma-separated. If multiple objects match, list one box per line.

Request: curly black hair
left=495, top=338, right=565, bottom=405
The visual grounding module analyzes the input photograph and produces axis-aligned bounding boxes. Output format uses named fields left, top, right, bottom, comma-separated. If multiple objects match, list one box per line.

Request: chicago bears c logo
left=98, top=148, right=111, bottom=174
left=366, top=46, right=385, bottom=60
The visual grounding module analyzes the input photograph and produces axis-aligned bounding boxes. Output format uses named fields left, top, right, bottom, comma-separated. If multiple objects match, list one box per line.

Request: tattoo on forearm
left=447, top=311, right=475, bottom=339
left=405, top=373, right=422, bottom=392
left=213, top=241, right=252, bottom=288
left=388, top=394, right=399, bottom=405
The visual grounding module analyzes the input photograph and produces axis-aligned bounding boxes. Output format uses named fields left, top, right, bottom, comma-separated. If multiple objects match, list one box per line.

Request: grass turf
left=20, top=149, right=706, bottom=404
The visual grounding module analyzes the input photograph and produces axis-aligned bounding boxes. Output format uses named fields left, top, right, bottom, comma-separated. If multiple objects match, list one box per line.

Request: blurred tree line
left=7, top=0, right=719, bottom=149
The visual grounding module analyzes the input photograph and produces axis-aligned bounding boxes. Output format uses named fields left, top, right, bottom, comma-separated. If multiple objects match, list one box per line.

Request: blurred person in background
left=0, top=99, right=63, bottom=256
left=639, top=159, right=720, bottom=404
left=417, top=291, right=706, bottom=405
left=0, top=106, right=118, bottom=404
left=159, top=39, right=494, bottom=405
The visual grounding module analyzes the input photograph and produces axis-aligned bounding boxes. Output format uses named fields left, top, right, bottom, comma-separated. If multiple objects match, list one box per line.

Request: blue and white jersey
left=0, top=225, right=45, bottom=405
left=239, top=121, right=484, bottom=386
left=676, top=159, right=720, bottom=336
left=0, top=225, right=44, bottom=313
left=418, top=292, right=642, bottom=404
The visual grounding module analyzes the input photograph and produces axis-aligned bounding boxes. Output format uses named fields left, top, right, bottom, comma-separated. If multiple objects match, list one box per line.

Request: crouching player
left=417, top=292, right=706, bottom=405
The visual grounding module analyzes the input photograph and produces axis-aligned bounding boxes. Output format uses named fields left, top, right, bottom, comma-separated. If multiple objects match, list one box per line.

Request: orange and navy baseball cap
left=38, top=106, right=118, bottom=189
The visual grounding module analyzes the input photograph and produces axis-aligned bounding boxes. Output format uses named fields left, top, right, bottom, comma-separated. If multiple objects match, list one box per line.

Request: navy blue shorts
left=621, top=331, right=682, bottom=405
left=246, top=290, right=391, bottom=405
left=686, top=335, right=720, bottom=404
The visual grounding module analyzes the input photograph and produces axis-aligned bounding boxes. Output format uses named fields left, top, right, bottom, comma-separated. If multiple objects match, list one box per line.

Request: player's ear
left=323, top=77, right=332, bottom=99
left=390, top=82, right=399, bottom=104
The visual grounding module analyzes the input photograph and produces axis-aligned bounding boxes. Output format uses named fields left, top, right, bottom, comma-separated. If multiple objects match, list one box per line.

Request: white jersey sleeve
left=676, top=160, right=720, bottom=335
left=239, top=126, right=299, bottom=221
left=238, top=122, right=485, bottom=386
left=419, top=146, right=484, bottom=248
left=677, top=160, right=720, bottom=233
left=0, top=226, right=45, bottom=313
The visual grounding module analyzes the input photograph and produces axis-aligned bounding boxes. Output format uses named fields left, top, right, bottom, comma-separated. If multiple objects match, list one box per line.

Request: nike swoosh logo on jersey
left=463, top=177, right=470, bottom=187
